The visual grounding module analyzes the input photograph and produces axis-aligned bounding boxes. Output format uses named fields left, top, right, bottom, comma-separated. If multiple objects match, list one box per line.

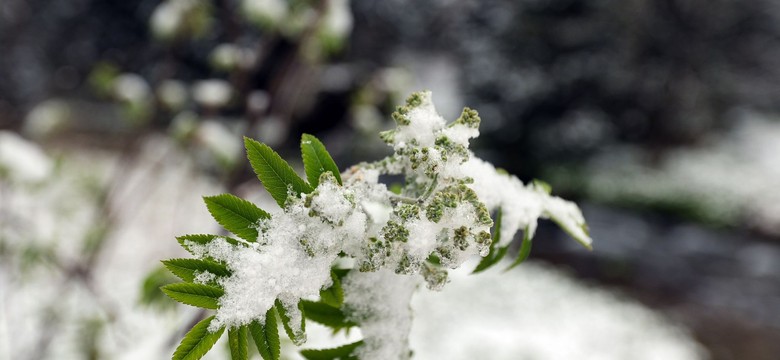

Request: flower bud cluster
left=364, top=91, right=495, bottom=287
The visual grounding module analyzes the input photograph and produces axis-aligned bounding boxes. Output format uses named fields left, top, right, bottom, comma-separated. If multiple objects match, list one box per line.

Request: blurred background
left=1, top=0, right=780, bottom=359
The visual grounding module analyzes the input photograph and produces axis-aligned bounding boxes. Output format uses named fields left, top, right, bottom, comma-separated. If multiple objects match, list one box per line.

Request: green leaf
left=139, top=266, right=177, bottom=309
left=506, top=225, right=534, bottom=271
left=203, top=194, right=270, bottom=242
left=300, top=134, right=342, bottom=187
left=162, top=258, right=231, bottom=283
left=176, top=234, right=240, bottom=255
left=228, top=325, right=249, bottom=360
left=300, top=300, right=355, bottom=329
left=172, top=316, right=225, bottom=360
left=161, top=283, right=224, bottom=309
left=275, top=299, right=306, bottom=345
left=250, top=307, right=281, bottom=360
left=473, top=246, right=508, bottom=274
left=319, top=270, right=344, bottom=308
left=532, top=179, right=552, bottom=194
left=473, top=208, right=507, bottom=274
left=300, top=341, right=364, bottom=360
left=245, top=137, right=313, bottom=208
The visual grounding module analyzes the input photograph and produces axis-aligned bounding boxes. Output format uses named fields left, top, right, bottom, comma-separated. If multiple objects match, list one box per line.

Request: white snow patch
left=0, top=131, right=53, bottom=183
left=410, top=261, right=707, bottom=360
left=343, top=269, right=418, bottom=360
left=192, top=79, right=232, bottom=108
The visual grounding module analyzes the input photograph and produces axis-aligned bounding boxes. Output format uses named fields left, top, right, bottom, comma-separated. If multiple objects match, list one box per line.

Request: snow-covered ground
left=0, top=134, right=706, bottom=359
left=584, top=113, right=780, bottom=235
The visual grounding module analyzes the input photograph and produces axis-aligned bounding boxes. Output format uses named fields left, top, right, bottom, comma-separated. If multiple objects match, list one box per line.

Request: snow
left=342, top=269, right=417, bottom=360
left=0, top=130, right=705, bottom=360
left=192, top=80, right=232, bottom=108
left=210, top=44, right=241, bottom=70
left=241, top=0, right=288, bottom=26
left=392, top=98, right=447, bottom=149
left=583, top=112, right=780, bottom=236
left=2, top=92, right=595, bottom=359
left=183, top=174, right=389, bottom=332
left=409, top=261, right=707, bottom=360
left=150, top=0, right=182, bottom=40
left=0, top=131, right=53, bottom=183
left=113, top=74, right=151, bottom=104
left=195, top=120, right=243, bottom=165
left=0, top=136, right=222, bottom=358
left=150, top=0, right=202, bottom=40
left=157, top=80, right=188, bottom=110
left=320, top=0, right=353, bottom=40
left=463, top=156, right=592, bottom=248
left=23, top=100, right=70, bottom=138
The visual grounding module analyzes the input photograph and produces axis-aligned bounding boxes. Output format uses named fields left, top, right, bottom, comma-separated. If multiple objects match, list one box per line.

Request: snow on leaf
left=162, top=258, right=231, bottom=283
left=276, top=299, right=306, bottom=345
left=176, top=234, right=241, bottom=255
left=473, top=208, right=508, bottom=274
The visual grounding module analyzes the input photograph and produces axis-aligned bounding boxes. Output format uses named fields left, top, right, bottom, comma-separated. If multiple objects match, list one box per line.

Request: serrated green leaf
left=162, top=258, right=231, bottom=283
left=506, top=225, right=534, bottom=271
left=300, top=341, right=364, bottom=360
left=250, top=307, right=280, bottom=360
left=228, top=325, right=249, bottom=360
left=300, top=300, right=355, bottom=329
left=275, top=299, right=306, bottom=345
left=473, top=208, right=507, bottom=274
left=300, top=134, right=342, bottom=187
left=176, top=234, right=241, bottom=255
left=245, top=137, right=313, bottom=208
left=172, top=316, right=225, bottom=360
left=319, top=270, right=344, bottom=308
left=204, top=194, right=270, bottom=242
left=161, top=283, right=224, bottom=309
